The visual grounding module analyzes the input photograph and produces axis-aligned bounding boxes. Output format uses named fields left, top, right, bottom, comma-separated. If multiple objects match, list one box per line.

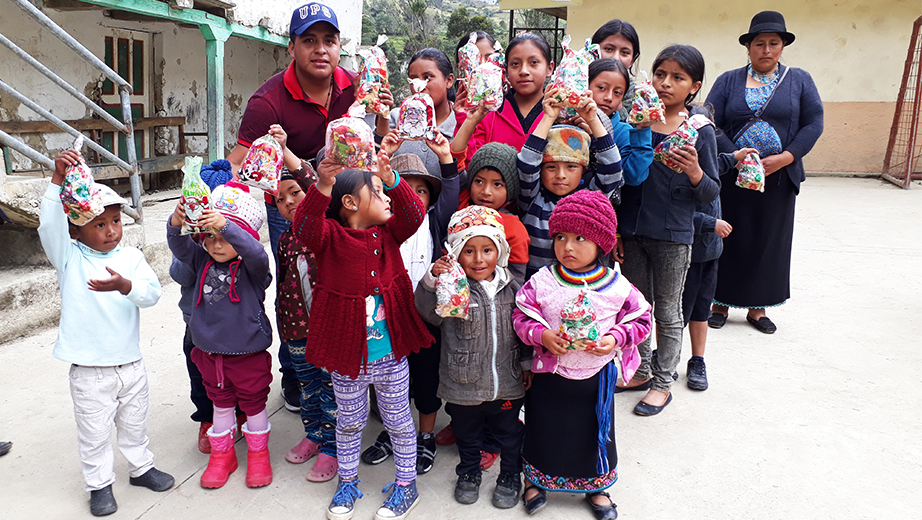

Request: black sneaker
left=492, top=472, right=521, bottom=509
left=361, top=430, right=393, bottom=465
left=129, top=467, right=175, bottom=492
left=90, top=484, right=118, bottom=516
left=416, top=432, right=437, bottom=474
left=454, top=471, right=482, bottom=504
left=687, top=356, right=709, bottom=391
left=282, top=385, right=301, bottom=413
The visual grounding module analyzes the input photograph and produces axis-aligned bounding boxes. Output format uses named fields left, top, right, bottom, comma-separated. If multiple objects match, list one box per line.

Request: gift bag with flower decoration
left=325, top=103, right=378, bottom=172
left=356, top=35, right=390, bottom=117
left=559, top=288, right=601, bottom=350
left=628, top=70, right=666, bottom=125
left=547, top=35, right=600, bottom=120
left=435, top=255, right=470, bottom=319
left=59, top=136, right=103, bottom=226
left=736, top=151, right=766, bottom=192
left=239, top=134, right=283, bottom=196
left=653, top=113, right=713, bottom=172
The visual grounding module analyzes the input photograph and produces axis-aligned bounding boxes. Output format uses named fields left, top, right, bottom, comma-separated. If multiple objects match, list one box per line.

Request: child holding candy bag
left=292, top=146, right=434, bottom=520
left=167, top=178, right=275, bottom=490
left=39, top=150, right=173, bottom=517
left=512, top=190, right=651, bottom=518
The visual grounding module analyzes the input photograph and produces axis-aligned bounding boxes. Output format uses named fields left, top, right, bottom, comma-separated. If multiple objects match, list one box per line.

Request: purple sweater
left=167, top=220, right=272, bottom=355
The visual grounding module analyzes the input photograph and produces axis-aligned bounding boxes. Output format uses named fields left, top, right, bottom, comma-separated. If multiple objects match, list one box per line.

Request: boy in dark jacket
left=415, top=206, right=532, bottom=509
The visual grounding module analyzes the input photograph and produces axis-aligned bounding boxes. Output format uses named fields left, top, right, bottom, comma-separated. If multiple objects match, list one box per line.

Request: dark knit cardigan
left=705, top=64, right=824, bottom=193
left=292, top=178, right=434, bottom=378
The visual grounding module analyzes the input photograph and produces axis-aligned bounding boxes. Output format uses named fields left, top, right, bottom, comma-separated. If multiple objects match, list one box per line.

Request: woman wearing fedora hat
left=705, top=11, right=824, bottom=334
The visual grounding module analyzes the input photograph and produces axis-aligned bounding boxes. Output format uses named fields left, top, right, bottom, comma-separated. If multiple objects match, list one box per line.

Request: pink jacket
left=457, top=97, right=546, bottom=158
left=512, top=266, right=652, bottom=381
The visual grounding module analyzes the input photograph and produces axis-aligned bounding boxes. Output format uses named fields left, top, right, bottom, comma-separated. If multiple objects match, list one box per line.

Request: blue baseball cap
left=290, top=3, right=340, bottom=39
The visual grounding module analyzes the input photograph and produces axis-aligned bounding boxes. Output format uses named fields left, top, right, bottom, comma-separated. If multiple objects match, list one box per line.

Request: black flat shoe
left=613, top=378, right=652, bottom=394
left=633, top=393, right=673, bottom=416
left=90, top=485, right=118, bottom=517
left=129, top=467, right=175, bottom=492
left=587, top=491, right=618, bottom=520
left=523, top=485, right=547, bottom=515
left=707, top=312, right=727, bottom=329
left=747, top=314, right=776, bottom=334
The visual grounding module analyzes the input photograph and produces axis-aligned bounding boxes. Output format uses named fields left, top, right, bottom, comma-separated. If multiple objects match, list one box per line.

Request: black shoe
left=747, top=314, right=777, bottom=334
left=492, top=472, right=521, bottom=509
left=633, top=393, right=673, bottom=416
left=687, top=356, right=709, bottom=391
left=0, top=441, right=11, bottom=456
left=129, top=467, right=175, bottom=492
left=708, top=312, right=727, bottom=329
left=90, top=485, right=118, bottom=516
left=587, top=491, right=618, bottom=519
left=522, top=485, right=547, bottom=515
left=281, top=385, right=301, bottom=413
left=613, top=378, right=652, bottom=393
left=361, top=430, right=393, bottom=465
left=416, top=432, right=437, bottom=474
left=454, top=471, right=482, bottom=504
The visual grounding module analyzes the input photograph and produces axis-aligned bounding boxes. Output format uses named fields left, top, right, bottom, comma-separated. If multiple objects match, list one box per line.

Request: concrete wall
left=0, top=0, right=364, bottom=169
left=554, top=0, right=920, bottom=173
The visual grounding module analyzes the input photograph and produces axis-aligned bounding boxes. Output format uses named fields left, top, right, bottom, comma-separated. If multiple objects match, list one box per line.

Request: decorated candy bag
left=559, top=289, right=600, bottom=350
left=435, top=255, right=470, bottom=319
left=59, top=135, right=103, bottom=226
left=239, top=134, right=283, bottom=196
left=325, top=103, right=378, bottom=172
left=547, top=36, right=600, bottom=119
left=457, top=32, right=482, bottom=84
left=736, top=151, right=766, bottom=192
left=653, top=113, right=713, bottom=172
left=467, top=61, right=504, bottom=112
left=180, top=155, right=212, bottom=235
left=628, top=70, right=666, bottom=125
left=397, top=78, right=436, bottom=139
left=356, top=35, right=390, bottom=117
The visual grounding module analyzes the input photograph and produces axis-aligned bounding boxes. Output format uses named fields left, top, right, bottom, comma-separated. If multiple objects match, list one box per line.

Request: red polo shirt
left=237, top=62, right=356, bottom=161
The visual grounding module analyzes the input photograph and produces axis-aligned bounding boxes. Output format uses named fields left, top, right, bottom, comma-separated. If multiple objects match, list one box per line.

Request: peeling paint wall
left=0, top=0, right=363, bottom=168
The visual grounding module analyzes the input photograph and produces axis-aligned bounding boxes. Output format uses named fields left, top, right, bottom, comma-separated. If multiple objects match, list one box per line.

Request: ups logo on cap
left=300, top=3, right=331, bottom=20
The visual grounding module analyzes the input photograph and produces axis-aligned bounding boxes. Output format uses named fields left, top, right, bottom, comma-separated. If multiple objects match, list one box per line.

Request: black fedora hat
left=739, top=11, right=795, bottom=46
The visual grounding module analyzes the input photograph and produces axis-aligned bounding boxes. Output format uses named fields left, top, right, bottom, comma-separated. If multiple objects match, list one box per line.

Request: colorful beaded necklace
left=553, top=263, right=618, bottom=291
left=747, top=64, right=779, bottom=84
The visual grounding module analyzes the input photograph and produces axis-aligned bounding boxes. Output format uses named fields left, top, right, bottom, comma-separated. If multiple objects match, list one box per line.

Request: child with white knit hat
left=167, top=180, right=275, bottom=490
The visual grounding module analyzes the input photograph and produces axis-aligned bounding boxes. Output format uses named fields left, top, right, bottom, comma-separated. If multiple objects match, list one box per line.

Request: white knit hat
left=211, top=181, right=264, bottom=240
left=445, top=206, right=510, bottom=268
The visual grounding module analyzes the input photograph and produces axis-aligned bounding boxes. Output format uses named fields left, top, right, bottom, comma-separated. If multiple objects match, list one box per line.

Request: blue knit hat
left=199, top=159, right=233, bottom=191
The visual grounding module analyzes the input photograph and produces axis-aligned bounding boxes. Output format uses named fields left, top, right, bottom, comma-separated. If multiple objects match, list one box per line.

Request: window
left=102, top=36, right=144, bottom=95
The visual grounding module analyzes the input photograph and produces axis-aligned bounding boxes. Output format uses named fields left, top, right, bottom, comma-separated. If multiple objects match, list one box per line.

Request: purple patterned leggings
left=331, top=353, right=416, bottom=482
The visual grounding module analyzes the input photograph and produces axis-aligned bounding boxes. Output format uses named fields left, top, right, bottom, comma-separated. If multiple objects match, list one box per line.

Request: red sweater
left=292, top=178, right=434, bottom=378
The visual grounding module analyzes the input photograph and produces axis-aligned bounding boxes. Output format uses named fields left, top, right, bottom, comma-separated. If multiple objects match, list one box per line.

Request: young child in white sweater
left=38, top=149, right=173, bottom=517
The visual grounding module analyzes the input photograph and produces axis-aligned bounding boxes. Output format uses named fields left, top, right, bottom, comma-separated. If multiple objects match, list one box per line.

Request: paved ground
left=1, top=177, right=920, bottom=519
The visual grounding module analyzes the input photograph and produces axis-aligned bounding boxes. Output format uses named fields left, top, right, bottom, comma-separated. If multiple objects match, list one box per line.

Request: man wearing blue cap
left=226, top=2, right=357, bottom=414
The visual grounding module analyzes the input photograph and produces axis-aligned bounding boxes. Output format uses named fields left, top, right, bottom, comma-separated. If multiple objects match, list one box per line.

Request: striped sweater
left=517, top=132, right=623, bottom=278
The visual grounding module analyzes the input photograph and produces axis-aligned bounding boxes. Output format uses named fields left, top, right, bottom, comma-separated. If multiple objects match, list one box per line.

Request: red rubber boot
left=200, top=427, right=238, bottom=488
left=243, top=423, right=272, bottom=488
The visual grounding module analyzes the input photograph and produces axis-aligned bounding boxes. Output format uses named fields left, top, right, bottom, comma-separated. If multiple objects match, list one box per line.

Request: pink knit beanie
left=548, top=190, right=618, bottom=254
left=211, top=181, right=264, bottom=240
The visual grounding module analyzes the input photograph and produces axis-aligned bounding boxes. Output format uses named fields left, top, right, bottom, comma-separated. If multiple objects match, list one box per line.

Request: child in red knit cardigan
left=292, top=149, right=434, bottom=520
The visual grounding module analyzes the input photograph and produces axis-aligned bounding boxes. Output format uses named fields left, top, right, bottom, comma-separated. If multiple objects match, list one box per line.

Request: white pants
left=69, top=360, right=155, bottom=491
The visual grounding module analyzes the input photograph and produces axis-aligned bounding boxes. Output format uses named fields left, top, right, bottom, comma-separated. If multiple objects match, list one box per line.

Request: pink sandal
left=285, top=437, right=320, bottom=464
left=306, top=453, right=338, bottom=482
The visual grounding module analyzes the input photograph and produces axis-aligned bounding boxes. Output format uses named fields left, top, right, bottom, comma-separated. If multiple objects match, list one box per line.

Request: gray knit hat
left=467, top=142, right=520, bottom=204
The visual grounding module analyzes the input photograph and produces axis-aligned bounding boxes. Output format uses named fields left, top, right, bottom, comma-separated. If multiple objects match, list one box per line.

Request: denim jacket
left=415, top=268, right=532, bottom=406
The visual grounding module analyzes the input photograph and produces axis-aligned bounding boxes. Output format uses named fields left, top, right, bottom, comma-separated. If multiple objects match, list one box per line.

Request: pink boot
left=286, top=437, right=320, bottom=464
left=306, top=453, right=338, bottom=482
left=242, top=423, right=272, bottom=488
left=200, top=427, right=237, bottom=488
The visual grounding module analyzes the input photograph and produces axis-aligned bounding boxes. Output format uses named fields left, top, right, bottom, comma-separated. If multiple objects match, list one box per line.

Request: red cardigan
left=292, top=178, right=434, bottom=378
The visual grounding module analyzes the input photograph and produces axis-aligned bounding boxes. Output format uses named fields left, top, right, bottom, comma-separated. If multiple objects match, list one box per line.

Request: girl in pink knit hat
left=512, top=190, right=652, bottom=519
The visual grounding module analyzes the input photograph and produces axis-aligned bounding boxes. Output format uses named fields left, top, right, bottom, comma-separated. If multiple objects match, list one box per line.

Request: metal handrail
left=8, top=0, right=142, bottom=219
left=0, top=32, right=129, bottom=133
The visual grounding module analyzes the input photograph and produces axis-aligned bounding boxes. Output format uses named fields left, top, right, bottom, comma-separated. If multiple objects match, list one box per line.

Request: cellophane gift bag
left=356, top=35, right=390, bottom=117
left=547, top=36, right=600, bottom=120
left=467, top=61, right=504, bottom=112
left=736, top=151, right=766, bottom=192
left=397, top=78, right=436, bottom=139
left=457, top=32, right=481, bottom=87
left=559, top=289, right=600, bottom=350
left=59, top=135, right=103, bottom=226
left=653, top=113, right=712, bottom=172
left=239, top=134, right=283, bottom=196
left=325, top=103, right=378, bottom=172
left=628, top=70, right=666, bottom=125
left=435, top=255, right=470, bottom=319
left=180, top=155, right=212, bottom=235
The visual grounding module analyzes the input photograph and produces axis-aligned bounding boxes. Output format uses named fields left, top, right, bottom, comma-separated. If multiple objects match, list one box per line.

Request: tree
left=444, top=7, right=500, bottom=56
